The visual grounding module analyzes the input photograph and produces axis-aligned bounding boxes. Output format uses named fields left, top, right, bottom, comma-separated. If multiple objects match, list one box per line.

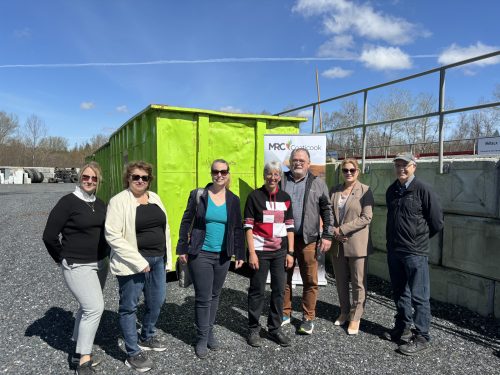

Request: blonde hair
left=341, top=158, right=359, bottom=171
left=78, top=161, right=103, bottom=193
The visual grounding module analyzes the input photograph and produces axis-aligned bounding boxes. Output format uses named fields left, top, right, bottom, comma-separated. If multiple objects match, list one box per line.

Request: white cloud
left=293, top=0, right=429, bottom=45
left=317, top=35, right=356, bottom=58
left=359, top=46, right=412, bottom=70
left=292, top=0, right=345, bottom=16
left=297, top=109, right=313, bottom=118
left=322, top=66, right=353, bottom=79
left=219, top=106, right=242, bottom=113
left=80, top=101, right=95, bottom=110
left=116, top=105, right=128, bottom=113
left=438, top=42, right=499, bottom=66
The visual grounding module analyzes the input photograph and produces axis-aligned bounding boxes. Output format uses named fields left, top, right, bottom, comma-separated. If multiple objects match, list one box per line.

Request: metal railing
left=332, top=138, right=478, bottom=160
left=274, top=51, right=500, bottom=173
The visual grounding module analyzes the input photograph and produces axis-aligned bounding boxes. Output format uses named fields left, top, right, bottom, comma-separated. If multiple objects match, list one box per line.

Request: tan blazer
left=330, top=181, right=374, bottom=257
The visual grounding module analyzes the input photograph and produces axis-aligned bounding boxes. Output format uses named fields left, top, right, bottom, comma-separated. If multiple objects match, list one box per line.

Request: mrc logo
left=268, top=140, right=292, bottom=150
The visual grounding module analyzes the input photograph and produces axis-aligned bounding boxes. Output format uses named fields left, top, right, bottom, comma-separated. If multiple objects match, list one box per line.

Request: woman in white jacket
left=105, top=161, right=171, bottom=373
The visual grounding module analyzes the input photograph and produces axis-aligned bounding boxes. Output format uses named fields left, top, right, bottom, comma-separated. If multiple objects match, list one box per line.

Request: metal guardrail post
left=438, top=68, right=446, bottom=174
left=312, top=104, right=316, bottom=133
left=362, top=90, right=368, bottom=172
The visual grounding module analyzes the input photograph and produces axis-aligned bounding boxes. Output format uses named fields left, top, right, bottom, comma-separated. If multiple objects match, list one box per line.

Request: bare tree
left=89, top=134, right=108, bottom=152
left=323, top=100, right=363, bottom=157
left=0, top=111, right=19, bottom=145
left=24, top=114, right=47, bottom=166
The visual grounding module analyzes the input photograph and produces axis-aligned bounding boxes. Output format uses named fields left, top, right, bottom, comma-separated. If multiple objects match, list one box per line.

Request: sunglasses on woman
left=81, top=174, right=98, bottom=182
left=342, top=168, right=357, bottom=174
left=211, top=169, right=229, bottom=176
left=130, top=174, right=150, bottom=182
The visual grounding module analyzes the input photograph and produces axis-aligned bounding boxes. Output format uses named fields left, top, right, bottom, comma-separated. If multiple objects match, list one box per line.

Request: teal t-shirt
left=201, top=195, right=227, bottom=252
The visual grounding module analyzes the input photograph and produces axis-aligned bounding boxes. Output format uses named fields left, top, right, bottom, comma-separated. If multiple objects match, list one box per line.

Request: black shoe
left=76, top=361, right=95, bottom=374
left=125, top=351, right=153, bottom=373
left=398, top=335, right=430, bottom=356
left=247, top=330, right=262, bottom=347
left=195, top=340, right=208, bottom=359
left=268, top=330, right=291, bottom=347
left=297, top=319, right=314, bottom=335
left=207, top=330, right=220, bottom=351
left=71, top=354, right=102, bottom=367
left=381, top=327, right=412, bottom=342
left=138, top=336, right=167, bottom=352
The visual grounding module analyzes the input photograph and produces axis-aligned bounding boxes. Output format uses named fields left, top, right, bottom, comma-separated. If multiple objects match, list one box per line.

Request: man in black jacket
left=383, top=153, right=443, bottom=356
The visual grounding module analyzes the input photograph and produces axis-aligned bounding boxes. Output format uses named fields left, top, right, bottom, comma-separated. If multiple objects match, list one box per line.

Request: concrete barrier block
left=443, top=215, right=500, bottom=281
left=371, top=206, right=387, bottom=252
left=430, top=264, right=494, bottom=317
left=433, top=159, right=500, bottom=218
left=358, top=158, right=500, bottom=218
left=326, top=162, right=339, bottom=190
left=367, top=250, right=390, bottom=282
left=495, top=282, right=500, bottom=319
left=358, top=162, right=394, bottom=206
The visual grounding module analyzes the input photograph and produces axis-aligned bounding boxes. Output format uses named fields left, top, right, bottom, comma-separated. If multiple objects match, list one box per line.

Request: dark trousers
left=387, top=251, right=431, bottom=341
left=188, top=251, right=231, bottom=341
left=248, top=249, right=286, bottom=334
left=117, top=256, right=166, bottom=356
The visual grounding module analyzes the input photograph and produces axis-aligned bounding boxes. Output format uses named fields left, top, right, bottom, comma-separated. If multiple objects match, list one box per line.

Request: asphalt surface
left=1, top=184, right=499, bottom=374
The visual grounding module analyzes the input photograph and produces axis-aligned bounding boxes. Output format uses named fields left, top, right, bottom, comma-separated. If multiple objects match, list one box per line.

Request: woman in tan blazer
left=330, top=158, right=374, bottom=335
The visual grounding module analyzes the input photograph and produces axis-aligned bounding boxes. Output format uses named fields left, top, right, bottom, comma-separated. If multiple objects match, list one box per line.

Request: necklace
left=85, top=201, right=95, bottom=212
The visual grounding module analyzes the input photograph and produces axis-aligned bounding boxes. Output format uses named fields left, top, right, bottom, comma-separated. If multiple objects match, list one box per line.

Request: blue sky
left=0, top=0, right=499, bottom=145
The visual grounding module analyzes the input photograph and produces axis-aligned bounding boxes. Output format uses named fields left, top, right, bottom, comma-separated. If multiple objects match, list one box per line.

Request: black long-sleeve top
left=386, top=177, right=443, bottom=255
left=43, top=193, right=109, bottom=264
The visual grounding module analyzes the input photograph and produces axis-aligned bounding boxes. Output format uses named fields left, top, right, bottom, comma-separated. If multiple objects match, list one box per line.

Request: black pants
left=248, top=249, right=286, bottom=333
left=188, top=251, right=231, bottom=340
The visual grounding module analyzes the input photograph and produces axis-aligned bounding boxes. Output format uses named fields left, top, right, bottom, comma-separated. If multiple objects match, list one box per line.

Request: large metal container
left=89, top=104, right=305, bottom=269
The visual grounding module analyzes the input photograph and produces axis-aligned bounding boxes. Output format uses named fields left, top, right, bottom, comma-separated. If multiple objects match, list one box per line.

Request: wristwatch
left=287, top=250, right=295, bottom=256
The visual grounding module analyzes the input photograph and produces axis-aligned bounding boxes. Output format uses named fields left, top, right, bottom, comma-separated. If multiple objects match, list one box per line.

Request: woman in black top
left=104, top=161, right=171, bottom=373
left=176, top=159, right=245, bottom=359
left=42, top=162, right=109, bottom=374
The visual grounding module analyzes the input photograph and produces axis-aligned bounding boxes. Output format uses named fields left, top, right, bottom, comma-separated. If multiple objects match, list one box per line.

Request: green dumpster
left=88, top=104, right=305, bottom=271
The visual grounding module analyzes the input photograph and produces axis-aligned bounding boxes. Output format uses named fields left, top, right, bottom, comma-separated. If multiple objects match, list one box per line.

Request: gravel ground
left=1, top=184, right=499, bottom=375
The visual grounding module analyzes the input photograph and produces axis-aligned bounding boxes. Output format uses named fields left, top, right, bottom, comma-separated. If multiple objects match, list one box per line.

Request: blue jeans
left=117, top=256, right=166, bottom=356
left=188, top=251, right=230, bottom=341
left=387, top=251, right=431, bottom=341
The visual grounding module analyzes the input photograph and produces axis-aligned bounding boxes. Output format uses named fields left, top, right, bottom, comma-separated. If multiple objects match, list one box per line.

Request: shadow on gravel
left=156, top=296, right=197, bottom=346
left=25, top=307, right=125, bottom=368
left=365, top=274, right=500, bottom=351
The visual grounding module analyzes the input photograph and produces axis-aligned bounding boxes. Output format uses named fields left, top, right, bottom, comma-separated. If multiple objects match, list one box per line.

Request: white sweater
left=105, top=189, right=171, bottom=275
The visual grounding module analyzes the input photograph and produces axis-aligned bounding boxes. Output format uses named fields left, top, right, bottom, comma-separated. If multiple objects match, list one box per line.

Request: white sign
left=264, top=134, right=327, bottom=179
left=477, top=136, right=500, bottom=155
left=264, top=134, right=328, bottom=286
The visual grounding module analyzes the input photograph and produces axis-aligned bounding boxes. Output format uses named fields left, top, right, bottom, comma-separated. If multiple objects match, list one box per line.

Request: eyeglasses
left=130, top=174, right=150, bottom=182
left=211, top=169, right=229, bottom=176
left=291, top=159, right=308, bottom=165
left=265, top=172, right=281, bottom=178
left=81, top=174, right=98, bottom=182
left=342, top=168, right=357, bottom=174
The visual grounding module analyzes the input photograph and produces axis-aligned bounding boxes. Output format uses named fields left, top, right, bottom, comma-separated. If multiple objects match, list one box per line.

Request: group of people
left=43, top=149, right=443, bottom=374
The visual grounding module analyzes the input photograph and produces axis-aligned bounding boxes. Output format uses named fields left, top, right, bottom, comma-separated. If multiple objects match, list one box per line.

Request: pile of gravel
left=0, top=184, right=498, bottom=374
